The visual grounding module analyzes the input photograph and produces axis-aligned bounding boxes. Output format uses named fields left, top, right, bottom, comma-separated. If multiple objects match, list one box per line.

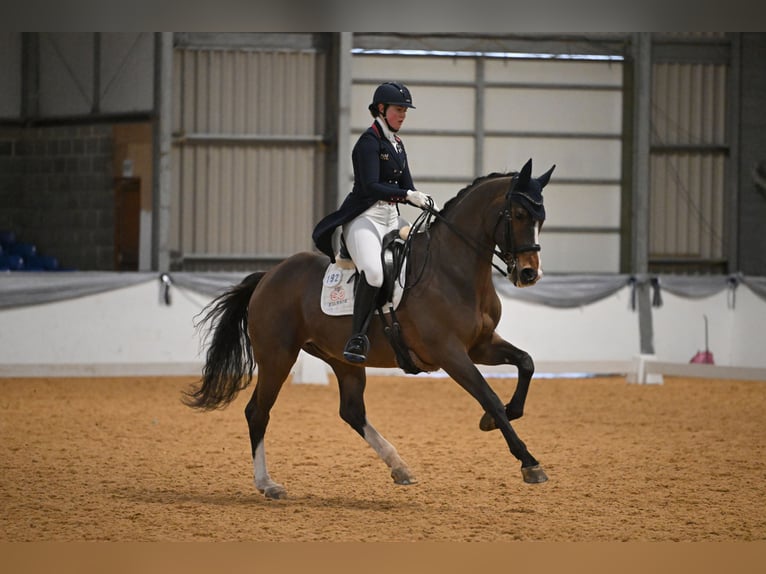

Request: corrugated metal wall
left=650, top=61, right=728, bottom=272
left=164, top=33, right=736, bottom=274
left=171, top=42, right=326, bottom=270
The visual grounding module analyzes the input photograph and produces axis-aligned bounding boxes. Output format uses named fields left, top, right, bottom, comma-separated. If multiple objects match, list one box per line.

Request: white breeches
left=342, top=201, right=399, bottom=288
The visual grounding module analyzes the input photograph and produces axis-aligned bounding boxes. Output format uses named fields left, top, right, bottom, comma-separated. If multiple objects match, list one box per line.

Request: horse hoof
left=521, top=464, right=548, bottom=484
left=479, top=413, right=496, bottom=431
left=263, top=485, right=287, bottom=499
left=391, top=467, right=417, bottom=485
left=479, top=409, right=523, bottom=431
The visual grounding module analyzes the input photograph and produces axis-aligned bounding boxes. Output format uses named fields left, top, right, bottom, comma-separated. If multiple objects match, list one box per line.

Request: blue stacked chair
left=9, top=241, right=37, bottom=260
left=25, top=254, right=60, bottom=271
left=0, top=253, right=24, bottom=271
left=0, top=230, right=66, bottom=271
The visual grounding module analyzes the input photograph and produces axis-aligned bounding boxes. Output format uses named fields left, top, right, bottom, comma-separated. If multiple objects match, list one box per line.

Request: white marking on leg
left=253, top=439, right=271, bottom=491
left=363, top=422, right=414, bottom=483
left=253, top=438, right=286, bottom=498
left=363, top=423, right=398, bottom=465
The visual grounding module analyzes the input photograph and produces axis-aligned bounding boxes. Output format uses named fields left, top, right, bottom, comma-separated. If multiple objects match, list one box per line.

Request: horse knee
left=518, top=352, right=535, bottom=375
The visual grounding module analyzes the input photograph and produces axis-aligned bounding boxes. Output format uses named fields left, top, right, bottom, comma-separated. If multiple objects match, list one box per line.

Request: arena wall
left=1, top=276, right=764, bottom=382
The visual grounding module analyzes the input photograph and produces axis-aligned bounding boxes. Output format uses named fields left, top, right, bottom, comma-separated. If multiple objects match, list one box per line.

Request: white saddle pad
left=320, top=261, right=405, bottom=316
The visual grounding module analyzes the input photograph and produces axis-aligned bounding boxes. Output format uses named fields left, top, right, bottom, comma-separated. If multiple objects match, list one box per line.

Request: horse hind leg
left=330, top=361, right=416, bottom=486
left=245, top=348, right=299, bottom=499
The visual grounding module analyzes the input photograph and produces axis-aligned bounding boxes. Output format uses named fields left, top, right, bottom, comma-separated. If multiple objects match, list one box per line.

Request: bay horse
left=186, top=158, right=555, bottom=499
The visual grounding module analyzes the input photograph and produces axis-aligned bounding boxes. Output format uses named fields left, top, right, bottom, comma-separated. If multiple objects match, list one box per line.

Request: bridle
left=497, top=175, right=542, bottom=277
left=407, top=175, right=542, bottom=280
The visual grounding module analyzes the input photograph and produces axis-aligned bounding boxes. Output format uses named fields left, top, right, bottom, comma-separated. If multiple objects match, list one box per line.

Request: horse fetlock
left=506, top=403, right=524, bottom=421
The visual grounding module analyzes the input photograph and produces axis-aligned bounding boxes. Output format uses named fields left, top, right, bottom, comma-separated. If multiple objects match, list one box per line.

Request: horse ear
left=518, top=158, right=533, bottom=186
left=537, top=164, right=556, bottom=189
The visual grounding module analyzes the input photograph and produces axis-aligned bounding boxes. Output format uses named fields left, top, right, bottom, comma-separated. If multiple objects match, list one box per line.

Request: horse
left=186, top=158, right=555, bottom=499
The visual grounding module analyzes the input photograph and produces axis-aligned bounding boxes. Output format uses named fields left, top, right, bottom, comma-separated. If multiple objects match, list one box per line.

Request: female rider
left=312, top=81, right=433, bottom=363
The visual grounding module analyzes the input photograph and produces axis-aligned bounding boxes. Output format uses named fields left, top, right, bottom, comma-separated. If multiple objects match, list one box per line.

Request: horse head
left=500, top=158, right=555, bottom=287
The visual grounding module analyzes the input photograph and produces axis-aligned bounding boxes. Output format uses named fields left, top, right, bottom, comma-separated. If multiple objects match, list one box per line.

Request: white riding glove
left=406, top=190, right=432, bottom=209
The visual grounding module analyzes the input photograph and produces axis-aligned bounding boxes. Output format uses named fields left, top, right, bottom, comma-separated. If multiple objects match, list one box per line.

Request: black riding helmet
left=368, top=82, right=415, bottom=117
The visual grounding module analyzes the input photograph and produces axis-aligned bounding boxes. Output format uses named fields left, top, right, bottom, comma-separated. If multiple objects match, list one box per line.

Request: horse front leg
left=470, top=332, right=535, bottom=432
left=440, top=347, right=548, bottom=484
left=330, top=361, right=416, bottom=486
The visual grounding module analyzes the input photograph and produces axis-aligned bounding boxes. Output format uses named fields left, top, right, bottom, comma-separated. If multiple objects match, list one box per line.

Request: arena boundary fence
left=1, top=272, right=765, bottom=384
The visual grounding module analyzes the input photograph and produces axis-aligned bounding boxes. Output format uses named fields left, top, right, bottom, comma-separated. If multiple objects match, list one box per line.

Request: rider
left=312, top=81, right=433, bottom=363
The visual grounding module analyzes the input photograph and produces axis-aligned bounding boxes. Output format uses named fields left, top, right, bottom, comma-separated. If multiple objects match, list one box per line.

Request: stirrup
left=343, top=334, right=370, bottom=363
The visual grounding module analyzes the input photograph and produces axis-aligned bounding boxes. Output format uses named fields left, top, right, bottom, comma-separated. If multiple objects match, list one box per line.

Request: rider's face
left=380, top=104, right=408, bottom=131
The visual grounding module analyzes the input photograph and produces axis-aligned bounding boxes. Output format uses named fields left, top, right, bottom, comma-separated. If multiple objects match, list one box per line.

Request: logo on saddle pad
left=320, top=262, right=406, bottom=316
left=320, top=265, right=355, bottom=315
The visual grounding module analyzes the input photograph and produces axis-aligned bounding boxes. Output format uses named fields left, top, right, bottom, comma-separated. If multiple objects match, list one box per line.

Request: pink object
left=690, top=315, right=714, bottom=364
left=690, top=350, right=715, bottom=364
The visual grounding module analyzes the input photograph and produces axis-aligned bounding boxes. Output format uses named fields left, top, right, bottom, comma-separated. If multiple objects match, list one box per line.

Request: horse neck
left=430, top=179, right=507, bottom=275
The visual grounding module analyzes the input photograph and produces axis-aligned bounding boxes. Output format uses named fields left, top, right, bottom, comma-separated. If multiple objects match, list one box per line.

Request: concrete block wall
left=0, top=128, right=24, bottom=235
left=0, top=124, right=114, bottom=270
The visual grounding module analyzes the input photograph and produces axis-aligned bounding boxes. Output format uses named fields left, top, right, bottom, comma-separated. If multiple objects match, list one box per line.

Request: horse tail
left=184, top=271, right=266, bottom=411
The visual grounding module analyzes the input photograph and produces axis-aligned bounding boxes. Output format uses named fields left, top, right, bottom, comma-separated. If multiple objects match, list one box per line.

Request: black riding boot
left=343, top=273, right=380, bottom=363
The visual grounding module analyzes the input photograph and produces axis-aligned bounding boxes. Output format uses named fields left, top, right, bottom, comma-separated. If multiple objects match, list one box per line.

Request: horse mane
left=436, top=171, right=516, bottom=221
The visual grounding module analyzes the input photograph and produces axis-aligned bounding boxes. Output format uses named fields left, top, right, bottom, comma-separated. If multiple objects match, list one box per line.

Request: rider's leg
left=342, top=215, right=386, bottom=363
left=343, top=271, right=379, bottom=362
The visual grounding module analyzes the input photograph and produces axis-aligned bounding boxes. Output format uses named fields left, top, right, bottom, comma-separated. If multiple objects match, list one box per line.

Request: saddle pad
left=320, top=263, right=405, bottom=317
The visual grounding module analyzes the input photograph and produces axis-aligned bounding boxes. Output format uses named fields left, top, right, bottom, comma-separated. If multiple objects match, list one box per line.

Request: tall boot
left=343, top=272, right=380, bottom=363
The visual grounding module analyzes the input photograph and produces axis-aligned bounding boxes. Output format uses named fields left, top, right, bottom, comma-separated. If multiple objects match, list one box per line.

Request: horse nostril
left=520, top=268, right=537, bottom=283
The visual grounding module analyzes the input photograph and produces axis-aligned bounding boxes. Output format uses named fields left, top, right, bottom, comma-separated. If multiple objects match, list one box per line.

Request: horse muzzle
left=508, top=253, right=542, bottom=288
left=511, top=266, right=540, bottom=287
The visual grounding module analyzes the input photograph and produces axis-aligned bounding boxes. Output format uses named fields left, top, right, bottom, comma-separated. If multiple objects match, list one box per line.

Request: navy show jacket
left=312, top=122, right=415, bottom=261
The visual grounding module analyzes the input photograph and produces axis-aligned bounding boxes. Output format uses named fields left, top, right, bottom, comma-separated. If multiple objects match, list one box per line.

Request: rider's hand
left=407, top=190, right=432, bottom=209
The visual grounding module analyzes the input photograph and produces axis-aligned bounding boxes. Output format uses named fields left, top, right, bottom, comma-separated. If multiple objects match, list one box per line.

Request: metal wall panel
left=650, top=62, right=728, bottom=272
left=98, top=33, right=154, bottom=113
left=171, top=44, right=324, bottom=269
left=484, top=58, right=623, bottom=85
left=34, top=33, right=154, bottom=118
left=38, top=33, right=94, bottom=117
